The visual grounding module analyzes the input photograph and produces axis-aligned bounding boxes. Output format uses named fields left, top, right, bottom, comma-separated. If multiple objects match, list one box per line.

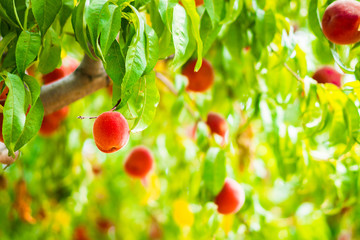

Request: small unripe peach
left=124, top=146, right=154, bottom=178
left=206, top=112, right=229, bottom=140
left=312, top=67, right=342, bottom=87
left=0, top=142, right=19, bottom=164
left=93, top=111, right=130, bottom=153
left=182, top=59, right=214, bottom=92
left=322, top=0, right=360, bottom=45
left=215, top=178, right=245, bottom=215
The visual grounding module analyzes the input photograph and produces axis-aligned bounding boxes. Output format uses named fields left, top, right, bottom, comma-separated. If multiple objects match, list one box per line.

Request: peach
left=73, top=226, right=90, bottom=240
left=124, top=146, right=154, bottom=178
left=182, top=59, right=214, bottom=92
left=215, top=178, right=245, bottom=215
left=39, top=107, right=69, bottom=136
left=179, top=0, right=204, bottom=7
left=206, top=112, right=229, bottom=140
left=96, top=218, right=114, bottom=233
left=0, top=142, right=19, bottom=164
left=93, top=111, right=130, bottom=153
left=312, top=66, right=342, bottom=87
left=0, top=82, right=8, bottom=100
left=43, top=58, right=79, bottom=85
left=322, top=0, right=360, bottom=45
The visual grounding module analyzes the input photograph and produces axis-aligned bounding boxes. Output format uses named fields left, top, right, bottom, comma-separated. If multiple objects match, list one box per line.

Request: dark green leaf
left=203, top=147, right=226, bottom=195
left=99, top=4, right=122, bottom=57
left=15, top=31, right=41, bottom=77
left=181, top=0, right=203, bottom=71
left=32, top=0, right=62, bottom=35
left=38, top=28, right=61, bottom=74
left=3, top=73, right=26, bottom=155
left=71, top=0, right=96, bottom=59
left=130, top=71, right=160, bottom=132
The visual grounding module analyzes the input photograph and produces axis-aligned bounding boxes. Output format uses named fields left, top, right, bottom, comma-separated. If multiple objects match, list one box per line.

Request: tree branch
left=40, top=54, right=110, bottom=115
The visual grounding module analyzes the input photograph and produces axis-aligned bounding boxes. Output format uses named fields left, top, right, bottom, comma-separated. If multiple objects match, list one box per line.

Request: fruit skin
left=182, top=59, right=214, bottom=92
left=179, top=0, right=204, bottom=7
left=124, top=146, right=154, bottom=178
left=215, top=178, right=245, bottom=215
left=93, top=111, right=130, bottom=153
left=42, top=57, right=79, bottom=84
left=312, top=67, right=342, bottom=87
left=73, top=226, right=90, bottom=240
left=0, top=82, right=8, bottom=100
left=322, top=0, right=360, bottom=45
left=39, top=107, right=69, bottom=136
left=206, top=112, right=229, bottom=139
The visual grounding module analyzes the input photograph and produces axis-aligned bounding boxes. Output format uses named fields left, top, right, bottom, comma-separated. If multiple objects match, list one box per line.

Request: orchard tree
left=2, top=0, right=360, bottom=239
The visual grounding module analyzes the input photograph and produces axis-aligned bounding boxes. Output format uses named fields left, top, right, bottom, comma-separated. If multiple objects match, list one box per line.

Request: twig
left=3, top=164, right=10, bottom=171
left=155, top=71, right=199, bottom=119
left=77, top=116, right=98, bottom=120
left=111, top=99, right=121, bottom=111
left=284, top=63, right=302, bottom=82
left=155, top=72, right=178, bottom=95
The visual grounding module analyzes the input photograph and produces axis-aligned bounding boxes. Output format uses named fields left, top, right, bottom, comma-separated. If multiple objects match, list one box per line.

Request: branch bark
left=40, top=54, right=110, bottom=115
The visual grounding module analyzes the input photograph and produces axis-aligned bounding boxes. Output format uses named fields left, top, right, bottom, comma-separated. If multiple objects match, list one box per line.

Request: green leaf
left=255, top=9, right=276, bottom=47
left=0, top=2, right=18, bottom=28
left=130, top=71, right=160, bottom=132
left=308, top=0, right=325, bottom=41
left=204, top=0, right=225, bottom=26
left=14, top=75, right=44, bottom=151
left=200, top=11, right=221, bottom=55
left=118, top=6, right=147, bottom=109
left=158, top=0, right=177, bottom=30
left=32, top=0, right=62, bottom=35
left=144, top=25, right=159, bottom=74
left=220, top=0, right=242, bottom=24
left=0, top=31, right=16, bottom=58
left=38, top=28, right=61, bottom=74
left=355, top=61, right=360, bottom=80
left=59, top=0, right=75, bottom=30
left=171, top=5, right=189, bottom=71
left=3, top=73, right=26, bottom=156
left=71, top=0, right=96, bottom=59
left=203, top=147, right=226, bottom=195
left=105, top=41, right=125, bottom=105
left=85, top=0, right=108, bottom=61
left=0, top=0, right=23, bottom=29
left=181, top=0, right=203, bottom=71
left=15, top=31, right=41, bottom=77
left=330, top=46, right=354, bottom=74
left=99, top=4, right=122, bottom=57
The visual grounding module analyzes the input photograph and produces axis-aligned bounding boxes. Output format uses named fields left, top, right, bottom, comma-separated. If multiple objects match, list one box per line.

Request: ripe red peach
left=322, top=0, right=360, bottom=45
left=96, top=218, right=114, bottom=233
left=206, top=112, right=229, bottom=141
left=0, top=82, right=8, bottom=100
left=43, top=57, right=79, bottom=85
left=312, top=67, right=342, bottom=87
left=179, top=0, right=203, bottom=7
left=215, top=178, right=245, bottom=215
left=93, top=111, right=130, bottom=153
left=182, top=59, right=214, bottom=92
left=124, top=146, right=154, bottom=178
left=73, top=226, right=90, bottom=240
left=39, top=107, right=69, bottom=136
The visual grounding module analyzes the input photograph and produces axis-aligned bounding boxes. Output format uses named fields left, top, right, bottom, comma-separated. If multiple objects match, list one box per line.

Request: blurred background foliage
left=2, top=0, right=360, bottom=239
